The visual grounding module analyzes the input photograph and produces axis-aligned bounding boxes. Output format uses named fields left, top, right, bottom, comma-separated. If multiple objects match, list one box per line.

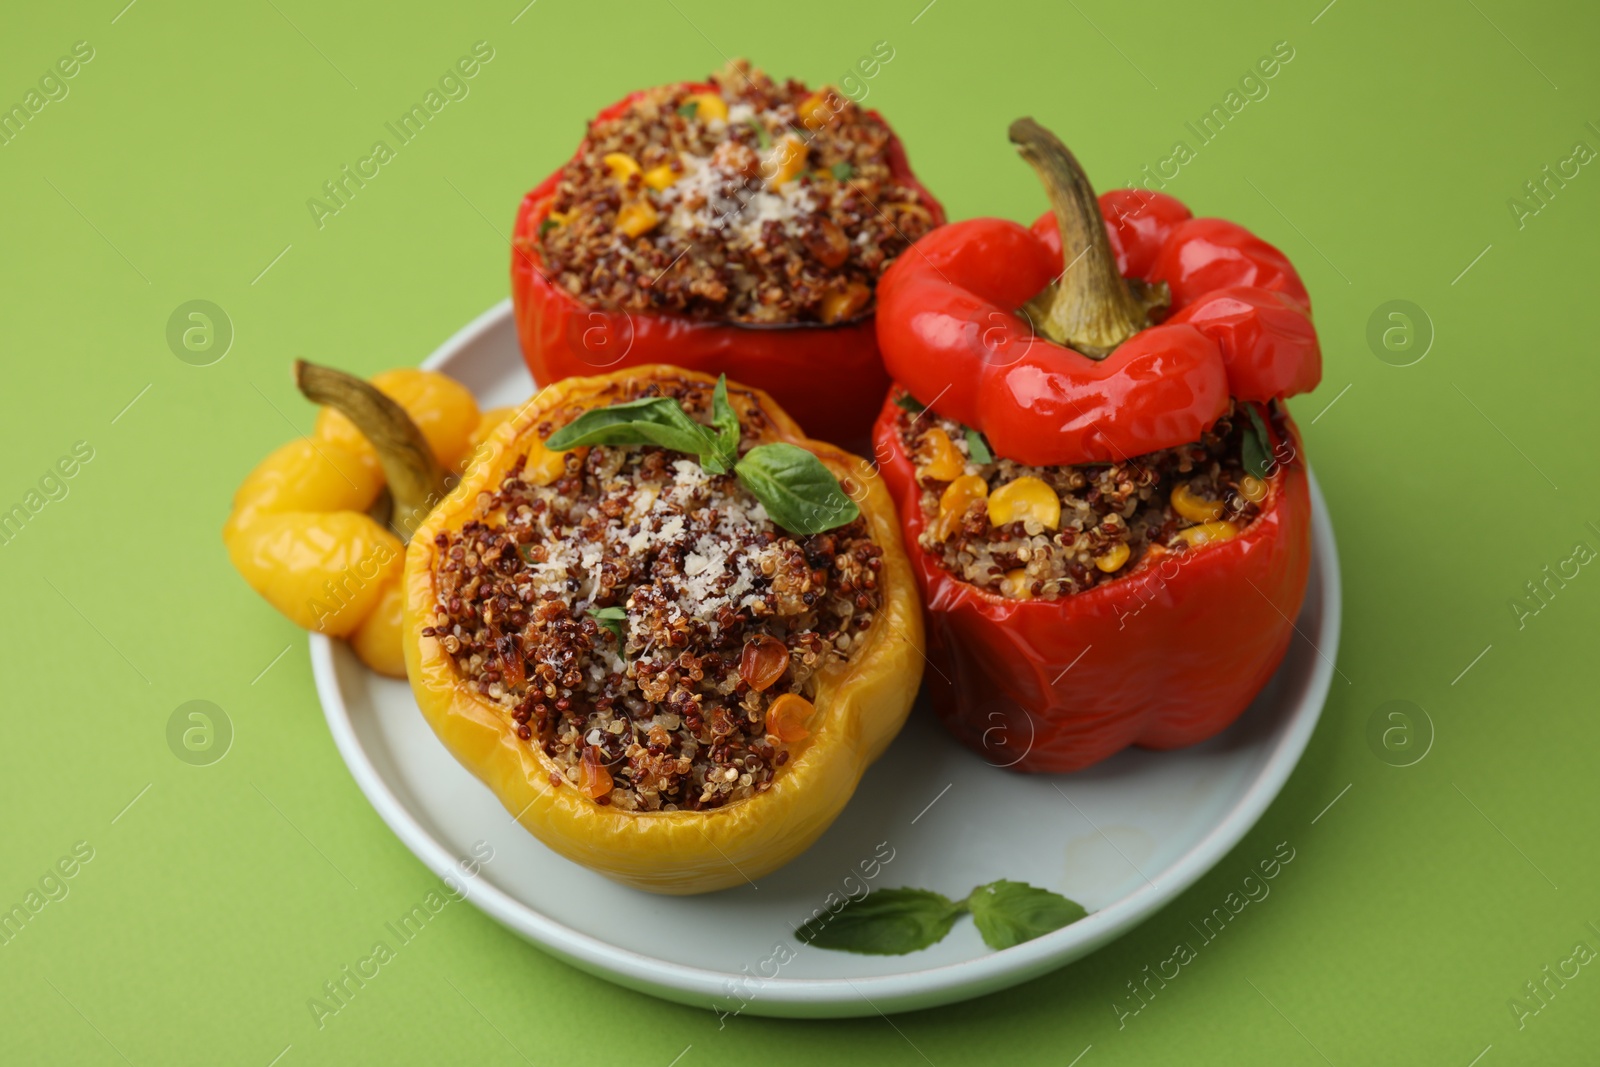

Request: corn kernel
left=545, top=209, right=572, bottom=226
left=1178, top=521, right=1239, bottom=547
left=683, top=91, right=729, bottom=123
left=916, top=428, right=964, bottom=481
left=803, top=217, right=851, bottom=268
left=934, top=474, right=988, bottom=542
left=765, top=693, right=814, bottom=743
left=767, top=135, right=808, bottom=185
left=1171, top=483, right=1224, bottom=523
left=603, top=152, right=641, bottom=181
left=1095, top=542, right=1131, bottom=572
left=797, top=90, right=837, bottom=131
left=988, top=476, right=1061, bottom=530
left=819, top=282, right=870, bottom=324
left=1000, top=569, right=1034, bottom=600
left=1239, top=475, right=1268, bottom=504
left=642, top=163, right=678, bottom=191
left=614, top=200, right=660, bottom=238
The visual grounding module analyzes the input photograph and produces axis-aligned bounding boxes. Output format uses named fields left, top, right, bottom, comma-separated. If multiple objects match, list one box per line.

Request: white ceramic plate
left=312, top=298, right=1341, bottom=1018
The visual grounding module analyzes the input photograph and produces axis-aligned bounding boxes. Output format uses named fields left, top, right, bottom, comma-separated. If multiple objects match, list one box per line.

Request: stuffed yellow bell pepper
left=224, top=362, right=513, bottom=676
left=404, top=366, right=923, bottom=893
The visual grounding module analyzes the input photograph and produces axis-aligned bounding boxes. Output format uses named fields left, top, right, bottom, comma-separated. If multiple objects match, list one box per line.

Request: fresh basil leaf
left=705, top=374, right=741, bottom=476
left=588, top=605, right=626, bottom=647
left=964, top=428, right=994, bottom=465
left=735, top=443, right=860, bottom=535
left=677, top=100, right=699, bottom=120
left=1240, top=404, right=1271, bottom=480
left=797, top=889, right=964, bottom=955
left=747, top=117, right=771, bottom=148
left=831, top=161, right=855, bottom=181
left=893, top=392, right=925, bottom=414
left=965, top=880, right=1087, bottom=950
left=541, top=388, right=855, bottom=536
left=544, top=396, right=717, bottom=457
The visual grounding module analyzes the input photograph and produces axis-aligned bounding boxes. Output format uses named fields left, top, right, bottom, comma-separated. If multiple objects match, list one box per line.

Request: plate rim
left=312, top=297, right=1342, bottom=1016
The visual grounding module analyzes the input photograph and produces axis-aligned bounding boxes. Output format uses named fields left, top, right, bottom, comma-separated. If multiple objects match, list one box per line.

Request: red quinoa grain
left=533, top=60, right=936, bottom=325
left=899, top=400, right=1264, bottom=600
left=432, top=379, right=882, bottom=811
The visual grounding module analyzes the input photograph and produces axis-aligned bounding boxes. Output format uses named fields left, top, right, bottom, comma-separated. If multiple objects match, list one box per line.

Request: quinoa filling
left=898, top=400, right=1268, bottom=601
left=425, top=382, right=882, bottom=812
left=533, top=59, right=937, bottom=325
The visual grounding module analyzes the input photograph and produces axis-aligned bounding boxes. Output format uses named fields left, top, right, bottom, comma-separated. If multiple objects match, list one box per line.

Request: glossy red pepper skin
left=871, top=396, right=1313, bottom=772
left=874, top=216, right=1229, bottom=467
left=511, top=85, right=945, bottom=448
left=1096, top=188, right=1194, bottom=277
left=878, top=190, right=1320, bottom=465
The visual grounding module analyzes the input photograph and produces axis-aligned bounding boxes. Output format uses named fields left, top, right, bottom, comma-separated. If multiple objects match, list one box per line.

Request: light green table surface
left=3, top=0, right=1597, bottom=1062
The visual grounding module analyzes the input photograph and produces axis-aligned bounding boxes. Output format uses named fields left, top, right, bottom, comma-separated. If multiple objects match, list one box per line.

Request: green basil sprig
left=736, top=442, right=860, bottom=534
left=797, top=880, right=1087, bottom=955
left=964, top=428, right=994, bottom=465
left=543, top=376, right=859, bottom=536
left=1241, top=404, right=1272, bottom=480
left=707, top=374, right=740, bottom=474
left=587, top=605, right=627, bottom=646
left=894, top=390, right=996, bottom=466
left=892, top=392, right=925, bottom=414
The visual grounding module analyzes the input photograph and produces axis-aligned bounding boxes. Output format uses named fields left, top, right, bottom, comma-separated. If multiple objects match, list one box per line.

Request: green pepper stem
left=293, top=360, right=446, bottom=543
left=1009, top=117, right=1167, bottom=359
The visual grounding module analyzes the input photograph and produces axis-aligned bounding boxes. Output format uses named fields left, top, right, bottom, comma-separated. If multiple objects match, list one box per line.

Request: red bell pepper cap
left=877, top=119, right=1321, bottom=466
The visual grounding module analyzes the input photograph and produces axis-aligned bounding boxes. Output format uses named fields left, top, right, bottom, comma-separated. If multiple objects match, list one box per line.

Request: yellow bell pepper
left=315, top=367, right=482, bottom=475
left=403, top=365, right=924, bottom=894
left=222, top=439, right=398, bottom=637
left=224, top=362, right=506, bottom=677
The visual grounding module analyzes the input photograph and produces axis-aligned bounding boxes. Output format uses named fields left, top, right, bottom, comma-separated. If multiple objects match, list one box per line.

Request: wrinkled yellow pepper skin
left=228, top=509, right=402, bottom=637
left=315, top=368, right=481, bottom=475
left=225, top=369, right=492, bottom=676
left=224, top=437, right=381, bottom=533
left=223, top=436, right=398, bottom=638
left=468, top=406, right=516, bottom=451
left=351, top=578, right=408, bottom=678
left=403, top=366, right=925, bottom=894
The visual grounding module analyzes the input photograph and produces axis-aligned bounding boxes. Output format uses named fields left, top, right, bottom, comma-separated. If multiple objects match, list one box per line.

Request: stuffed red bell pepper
left=511, top=60, right=944, bottom=447
left=871, top=118, right=1319, bottom=773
